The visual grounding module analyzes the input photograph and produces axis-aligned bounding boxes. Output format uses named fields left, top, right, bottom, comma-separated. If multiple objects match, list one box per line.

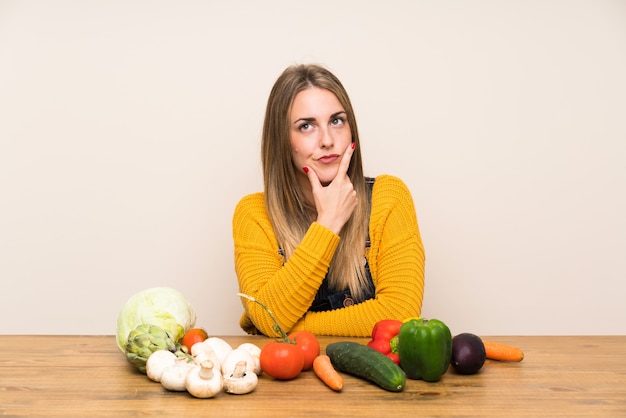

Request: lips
left=316, top=154, right=340, bottom=164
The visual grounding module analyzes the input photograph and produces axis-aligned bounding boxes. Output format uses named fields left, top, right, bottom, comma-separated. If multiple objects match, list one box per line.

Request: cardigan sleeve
left=289, top=175, right=425, bottom=337
left=232, top=193, right=340, bottom=336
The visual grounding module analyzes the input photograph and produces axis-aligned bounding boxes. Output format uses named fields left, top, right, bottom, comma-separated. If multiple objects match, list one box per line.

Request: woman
left=233, top=64, right=425, bottom=337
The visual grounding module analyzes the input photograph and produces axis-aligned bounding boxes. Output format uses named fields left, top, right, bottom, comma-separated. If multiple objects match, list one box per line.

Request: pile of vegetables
left=117, top=287, right=264, bottom=398
left=361, top=317, right=524, bottom=388
left=316, top=318, right=524, bottom=392
left=117, top=288, right=524, bottom=397
left=146, top=334, right=263, bottom=397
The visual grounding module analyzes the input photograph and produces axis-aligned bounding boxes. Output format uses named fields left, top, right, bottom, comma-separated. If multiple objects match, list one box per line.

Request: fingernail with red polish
left=303, top=167, right=309, bottom=173
left=351, top=142, right=356, bottom=150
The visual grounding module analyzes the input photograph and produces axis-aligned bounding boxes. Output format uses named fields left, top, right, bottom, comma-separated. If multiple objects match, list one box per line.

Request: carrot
left=313, top=355, right=344, bottom=391
left=483, top=341, right=524, bottom=362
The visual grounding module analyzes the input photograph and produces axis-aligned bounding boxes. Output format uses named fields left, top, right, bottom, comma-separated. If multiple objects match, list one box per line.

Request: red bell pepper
left=366, top=319, right=403, bottom=364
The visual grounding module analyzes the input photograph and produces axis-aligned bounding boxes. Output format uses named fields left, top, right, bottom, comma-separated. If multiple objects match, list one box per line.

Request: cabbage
left=116, top=286, right=197, bottom=353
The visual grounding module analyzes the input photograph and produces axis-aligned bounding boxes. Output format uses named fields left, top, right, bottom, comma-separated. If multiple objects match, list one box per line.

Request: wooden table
left=0, top=335, right=624, bottom=417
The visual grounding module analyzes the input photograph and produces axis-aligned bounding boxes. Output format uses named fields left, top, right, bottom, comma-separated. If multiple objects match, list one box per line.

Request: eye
left=298, top=122, right=312, bottom=132
left=330, top=117, right=345, bottom=126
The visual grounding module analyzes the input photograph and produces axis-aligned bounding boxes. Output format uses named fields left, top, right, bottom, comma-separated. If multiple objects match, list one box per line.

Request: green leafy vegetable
left=116, top=286, right=197, bottom=353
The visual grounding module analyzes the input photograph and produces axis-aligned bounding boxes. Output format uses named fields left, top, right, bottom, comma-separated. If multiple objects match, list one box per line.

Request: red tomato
left=181, top=328, right=208, bottom=353
left=288, top=330, right=320, bottom=371
left=259, top=341, right=304, bottom=380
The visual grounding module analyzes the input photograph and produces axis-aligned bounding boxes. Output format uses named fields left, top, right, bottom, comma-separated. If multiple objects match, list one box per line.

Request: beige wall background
left=1, top=0, right=625, bottom=336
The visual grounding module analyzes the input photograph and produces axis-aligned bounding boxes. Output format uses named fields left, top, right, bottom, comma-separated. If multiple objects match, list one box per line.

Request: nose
left=319, top=126, right=334, bottom=148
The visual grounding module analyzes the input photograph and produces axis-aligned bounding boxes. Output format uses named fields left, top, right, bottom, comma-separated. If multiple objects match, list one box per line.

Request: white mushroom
left=185, top=360, right=223, bottom=399
left=223, top=360, right=258, bottom=395
left=160, top=357, right=194, bottom=391
left=203, top=337, right=234, bottom=366
left=146, top=350, right=177, bottom=383
left=191, top=339, right=221, bottom=367
left=236, top=343, right=263, bottom=375
left=220, top=347, right=257, bottom=377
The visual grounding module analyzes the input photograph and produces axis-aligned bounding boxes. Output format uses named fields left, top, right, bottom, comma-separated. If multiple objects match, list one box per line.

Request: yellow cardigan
left=232, top=174, right=425, bottom=337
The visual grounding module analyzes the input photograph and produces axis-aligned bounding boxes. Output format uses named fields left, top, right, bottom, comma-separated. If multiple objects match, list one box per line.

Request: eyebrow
left=292, top=111, right=347, bottom=126
left=293, top=117, right=315, bottom=125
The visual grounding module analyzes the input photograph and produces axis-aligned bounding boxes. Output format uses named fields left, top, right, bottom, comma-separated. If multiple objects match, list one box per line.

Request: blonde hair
left=261, top=64, right=371, bottom=301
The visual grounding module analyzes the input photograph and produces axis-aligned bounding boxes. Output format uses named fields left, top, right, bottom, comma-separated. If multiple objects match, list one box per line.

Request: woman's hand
left=304, top=143, right=357, bottom=235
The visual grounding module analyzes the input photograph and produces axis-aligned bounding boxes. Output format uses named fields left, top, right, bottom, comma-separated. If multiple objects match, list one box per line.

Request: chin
left=316, top=171, right=338, bottom=186
left=317, top=175, right=335, bottom=186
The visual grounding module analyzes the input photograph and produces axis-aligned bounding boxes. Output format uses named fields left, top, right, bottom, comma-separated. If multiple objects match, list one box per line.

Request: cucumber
left=325, top=341, right=406, bottom=392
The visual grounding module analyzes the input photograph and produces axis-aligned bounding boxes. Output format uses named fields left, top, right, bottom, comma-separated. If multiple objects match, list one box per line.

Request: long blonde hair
left=261, top=64, right=371, bottom=301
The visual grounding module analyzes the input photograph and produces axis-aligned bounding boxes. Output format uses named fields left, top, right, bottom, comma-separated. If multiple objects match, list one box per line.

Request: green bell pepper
left=398, top=318, right=452, bottom=382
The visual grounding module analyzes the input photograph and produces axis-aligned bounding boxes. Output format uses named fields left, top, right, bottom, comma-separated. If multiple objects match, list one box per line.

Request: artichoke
left=125, top=324, right=177, bottom=373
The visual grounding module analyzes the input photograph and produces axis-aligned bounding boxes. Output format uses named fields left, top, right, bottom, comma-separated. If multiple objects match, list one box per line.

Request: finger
left=337, top=142, right=355, bottom=179
left=303, top=166, right=322, bottom=191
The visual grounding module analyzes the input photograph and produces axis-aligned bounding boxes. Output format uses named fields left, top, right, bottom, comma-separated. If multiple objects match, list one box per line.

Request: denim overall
left=307, top=177, right=376, bottom=312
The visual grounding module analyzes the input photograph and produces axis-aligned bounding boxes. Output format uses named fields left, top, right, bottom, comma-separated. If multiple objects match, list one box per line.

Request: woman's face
left=289, top=87, right=352, bottom=187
